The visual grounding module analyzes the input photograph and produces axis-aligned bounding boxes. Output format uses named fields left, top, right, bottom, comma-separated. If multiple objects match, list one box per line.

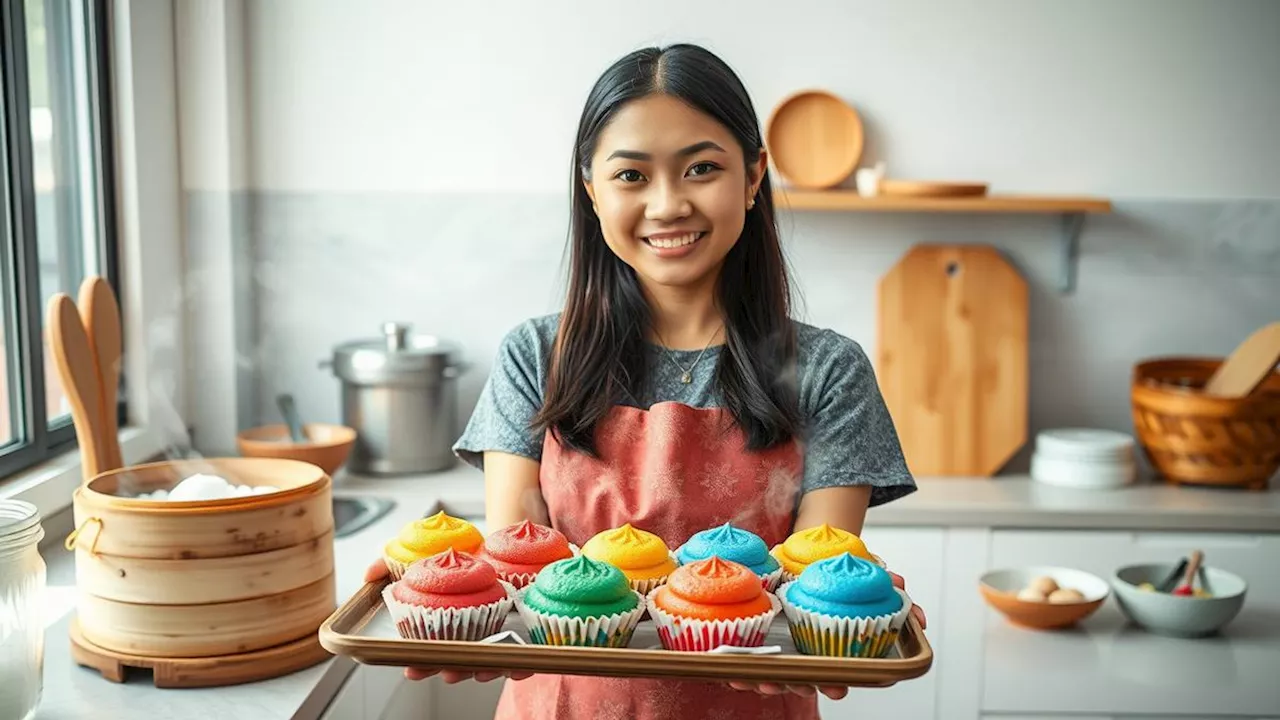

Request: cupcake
left=778, top=552, right=910, bottom=658
left=477, top=520, right=575, bottom=588
left=514, top=555, right=646, bottom=647
left=647, top=557, right=781, bottom=652
left=381, top=548, right=516, bottom=641
left=675, top=522, right=784, bottom=591
left=770, top=523, right=881, bottom=582
left=383, top=511, right=484, bottom=580
left=580, top=523, right=677, bottom=594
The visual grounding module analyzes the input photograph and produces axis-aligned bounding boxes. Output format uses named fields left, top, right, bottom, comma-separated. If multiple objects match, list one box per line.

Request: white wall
left=246, top=0, right=1280, bottom=198
left=165, top=0, right=1280, bottom=461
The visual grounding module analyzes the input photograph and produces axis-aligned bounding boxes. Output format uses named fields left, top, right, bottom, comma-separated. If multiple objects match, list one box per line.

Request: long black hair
left=531, top=44, right=800, bottom=456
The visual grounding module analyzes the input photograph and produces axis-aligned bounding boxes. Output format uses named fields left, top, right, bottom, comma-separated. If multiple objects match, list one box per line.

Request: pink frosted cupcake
left=477, top=520, right=575, bottom=588
left=382, top=548, right=515, bottom=641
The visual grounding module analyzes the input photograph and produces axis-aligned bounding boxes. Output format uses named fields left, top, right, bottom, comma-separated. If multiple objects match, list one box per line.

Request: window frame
left=0, top=0, right=122, bottom=479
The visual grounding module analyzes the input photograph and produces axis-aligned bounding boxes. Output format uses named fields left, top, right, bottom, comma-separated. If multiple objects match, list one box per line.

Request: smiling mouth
left=643, top=231, right=706, bottom=249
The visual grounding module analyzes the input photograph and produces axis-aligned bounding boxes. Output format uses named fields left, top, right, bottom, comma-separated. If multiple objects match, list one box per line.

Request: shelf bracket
left=1058, top=213, right=1086, bottom=294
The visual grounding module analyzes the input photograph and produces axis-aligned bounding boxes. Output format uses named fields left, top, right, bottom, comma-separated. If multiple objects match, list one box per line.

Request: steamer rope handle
left=65, top=517, right=105, bottom=556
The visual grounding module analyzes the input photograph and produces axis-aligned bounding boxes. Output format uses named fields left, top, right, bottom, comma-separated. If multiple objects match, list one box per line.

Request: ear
left=747, top=147, right=768, bottom=200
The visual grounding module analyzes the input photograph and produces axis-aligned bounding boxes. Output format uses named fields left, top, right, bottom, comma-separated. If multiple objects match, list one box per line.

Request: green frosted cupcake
left=514, top=555, right=645, bottom=647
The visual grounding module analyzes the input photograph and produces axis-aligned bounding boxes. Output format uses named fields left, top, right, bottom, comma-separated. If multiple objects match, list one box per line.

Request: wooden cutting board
left=876, top=244, right=1028, bottom=476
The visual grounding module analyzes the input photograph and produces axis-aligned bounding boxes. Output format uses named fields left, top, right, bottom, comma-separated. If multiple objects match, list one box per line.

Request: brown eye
left=615, top=169, right=645, bottom=183
left=687, top=162, right=720, bottom=177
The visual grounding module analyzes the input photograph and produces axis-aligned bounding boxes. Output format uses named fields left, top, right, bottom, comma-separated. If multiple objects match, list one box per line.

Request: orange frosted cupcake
left=646, top=557, right=781, bottom=651
left=580, top=523, right=677, bottom=594
left=383, top=511, right=484, bottom=580
left=477, top=520, right=576, bottom=588
left=770, top=523, right=882, bottom=582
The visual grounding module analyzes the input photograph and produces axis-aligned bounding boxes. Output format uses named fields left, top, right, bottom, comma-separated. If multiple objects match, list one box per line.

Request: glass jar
left=0, top=500, right=46, bottom=720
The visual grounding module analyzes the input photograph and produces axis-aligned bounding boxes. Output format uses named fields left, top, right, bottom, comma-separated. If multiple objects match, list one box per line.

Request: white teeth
left=646, top=232, right=702, bottom=249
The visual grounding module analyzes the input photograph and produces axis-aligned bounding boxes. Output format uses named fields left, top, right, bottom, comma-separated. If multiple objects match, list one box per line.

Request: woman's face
left=585, top=94, right=765, bottom=293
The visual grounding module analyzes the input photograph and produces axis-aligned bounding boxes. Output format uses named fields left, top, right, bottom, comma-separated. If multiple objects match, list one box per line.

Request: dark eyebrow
left=605, top=141, right=726, bottom=162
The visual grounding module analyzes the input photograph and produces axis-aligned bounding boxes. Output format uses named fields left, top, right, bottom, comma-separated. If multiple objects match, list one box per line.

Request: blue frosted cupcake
left=676, top=523, right=784, bottom=591
left=778, top=552, right=911, bottom=658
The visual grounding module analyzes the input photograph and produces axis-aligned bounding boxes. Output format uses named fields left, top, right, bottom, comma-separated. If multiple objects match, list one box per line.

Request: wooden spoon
left=1202, top=322, right=1280, bottom=398
left=47, top=293, right=107, bottom=482
left=78, top=276, right=124, bottom=472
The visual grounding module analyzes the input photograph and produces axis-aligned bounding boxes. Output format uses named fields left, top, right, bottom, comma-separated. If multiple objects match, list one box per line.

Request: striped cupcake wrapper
left=778, top=585, right=911, bottom=659
left=382, top=580, right=517, bottom=642
left=513, top=587, right=647, bottom=648
left=645, top=589, right=781, bottom=652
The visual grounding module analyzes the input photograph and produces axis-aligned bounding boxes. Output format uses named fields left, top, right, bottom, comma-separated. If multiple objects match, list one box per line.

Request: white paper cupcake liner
left=760, top=566, right=785, bottom=593
left=382, top=580, right=517, bottom=641
left=513, top=586, right=646, bottom=648
left=778, top=583, right=911, bottom=658
left=645, top=588, right=781, bottom=652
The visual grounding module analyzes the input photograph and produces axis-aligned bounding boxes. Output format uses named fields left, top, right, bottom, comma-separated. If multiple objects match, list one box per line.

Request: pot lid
left=331, top=322, right=460, bottom=380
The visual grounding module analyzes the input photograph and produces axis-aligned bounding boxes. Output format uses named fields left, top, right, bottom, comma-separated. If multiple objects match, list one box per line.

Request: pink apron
left=493, top=401, right=821, bottom=720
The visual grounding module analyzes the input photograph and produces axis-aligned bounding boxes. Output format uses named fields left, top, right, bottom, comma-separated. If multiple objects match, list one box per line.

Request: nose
left=644, top=179, right=692, bottom=222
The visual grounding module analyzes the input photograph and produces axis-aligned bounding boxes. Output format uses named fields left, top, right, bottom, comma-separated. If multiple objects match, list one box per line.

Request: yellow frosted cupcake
left=383, top=511, right=484, bottom=580
left=770, top=523, right=882, bottom=582
left=581, top=523, right=678, bottom=594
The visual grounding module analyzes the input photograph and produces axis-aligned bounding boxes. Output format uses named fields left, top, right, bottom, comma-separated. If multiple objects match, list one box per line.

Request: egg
left=1047, top=588, right=1086, bottom=604
left=1016, top=587, right=1047, bottom=602
left=1028, top=575, right=1059, bottom=595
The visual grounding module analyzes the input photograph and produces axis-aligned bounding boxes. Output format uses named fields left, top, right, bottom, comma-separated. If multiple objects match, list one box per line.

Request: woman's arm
left=483, top=451, right=549, bottom=529
left=793, top=485, right=871, bottom=534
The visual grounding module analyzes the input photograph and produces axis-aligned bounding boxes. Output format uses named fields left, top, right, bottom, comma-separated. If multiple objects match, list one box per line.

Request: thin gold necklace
left=656, top=326, right=721, bottom=384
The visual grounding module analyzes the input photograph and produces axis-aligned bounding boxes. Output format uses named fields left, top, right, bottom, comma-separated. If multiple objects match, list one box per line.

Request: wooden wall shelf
left=771, top=188, right=1113, bottom=294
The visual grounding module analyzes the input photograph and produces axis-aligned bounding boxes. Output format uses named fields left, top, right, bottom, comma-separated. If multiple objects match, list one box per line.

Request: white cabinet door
left=819, top=527, right=945, bottom=720
left=982, top=530, right=1280, bottom=718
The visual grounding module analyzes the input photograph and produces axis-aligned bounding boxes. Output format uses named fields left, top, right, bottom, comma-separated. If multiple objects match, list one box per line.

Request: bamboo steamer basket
left=1131, top=357, right=1280, bottom=490
left=68, top=457, right=337, bottom=658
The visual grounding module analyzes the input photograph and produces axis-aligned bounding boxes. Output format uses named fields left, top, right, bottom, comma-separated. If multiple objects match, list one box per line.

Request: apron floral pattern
left=492, top=402, right=821, bottom=720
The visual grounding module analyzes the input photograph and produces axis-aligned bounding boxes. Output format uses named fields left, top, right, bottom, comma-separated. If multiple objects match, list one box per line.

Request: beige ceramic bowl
left=236, top=423, right=356, bottom=476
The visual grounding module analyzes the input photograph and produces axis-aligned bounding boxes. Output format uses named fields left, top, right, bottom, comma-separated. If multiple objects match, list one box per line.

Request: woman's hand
left=727, top=681, right=849, bottom=700
left=888, top=570, right=927, bottom=629
left=363, top=558, right=534, bottom=684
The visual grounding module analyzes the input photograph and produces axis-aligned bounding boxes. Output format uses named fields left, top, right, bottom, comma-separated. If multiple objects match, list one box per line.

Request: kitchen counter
left=31, top=467, right=1280, bottom=720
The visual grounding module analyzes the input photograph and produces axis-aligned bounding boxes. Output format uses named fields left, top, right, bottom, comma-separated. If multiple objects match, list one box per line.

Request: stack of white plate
left=1030, top=428, right=1137, bottom=489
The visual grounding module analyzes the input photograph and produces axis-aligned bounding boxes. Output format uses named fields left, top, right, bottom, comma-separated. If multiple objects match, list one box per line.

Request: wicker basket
left=1131, top=357, right=1280, bottom=491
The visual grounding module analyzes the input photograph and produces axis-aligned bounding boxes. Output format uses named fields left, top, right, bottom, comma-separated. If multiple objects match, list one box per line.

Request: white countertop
left=30, top=466, right=1280, bottom=719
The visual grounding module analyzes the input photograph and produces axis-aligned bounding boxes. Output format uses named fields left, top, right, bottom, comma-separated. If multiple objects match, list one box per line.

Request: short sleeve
left=452, top=318, right=553, bottom=470
left=798, top=328, right=916, bottom=507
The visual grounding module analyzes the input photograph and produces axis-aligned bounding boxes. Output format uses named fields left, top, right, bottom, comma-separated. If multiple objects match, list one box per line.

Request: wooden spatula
left=78, top=276, right=124, bottom=472
left=47, top=293, right=107, bottom=482
left=1202, top=322, right=1280, bottom=398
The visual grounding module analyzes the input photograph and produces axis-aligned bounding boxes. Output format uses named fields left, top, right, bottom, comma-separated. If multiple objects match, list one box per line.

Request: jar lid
left=330, top=322, right=461, bottom=385
left=0, top=499, right=43, bottom=545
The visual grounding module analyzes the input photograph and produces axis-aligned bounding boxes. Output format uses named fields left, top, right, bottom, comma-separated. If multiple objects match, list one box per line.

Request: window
left=1, top=0, right=119, bottom=478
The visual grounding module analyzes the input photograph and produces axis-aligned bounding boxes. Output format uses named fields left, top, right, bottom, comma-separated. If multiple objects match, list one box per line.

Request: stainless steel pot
left=325, top=322, right=466, bottom=475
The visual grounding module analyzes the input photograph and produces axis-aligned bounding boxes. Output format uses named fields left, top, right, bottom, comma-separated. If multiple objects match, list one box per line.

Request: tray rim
left=318, top=579, right=933, bottom=687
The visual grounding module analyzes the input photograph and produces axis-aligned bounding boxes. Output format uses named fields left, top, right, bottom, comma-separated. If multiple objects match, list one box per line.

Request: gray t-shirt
left=453, top=314, right=916, bottom=508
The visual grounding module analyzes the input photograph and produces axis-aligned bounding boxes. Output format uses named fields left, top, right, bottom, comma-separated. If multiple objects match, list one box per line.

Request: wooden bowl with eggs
left=979, top=566, right=1110, bottom=630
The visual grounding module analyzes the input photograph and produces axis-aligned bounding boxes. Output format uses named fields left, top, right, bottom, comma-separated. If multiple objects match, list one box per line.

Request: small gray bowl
left=1112, top=563, right=1247, bottom=638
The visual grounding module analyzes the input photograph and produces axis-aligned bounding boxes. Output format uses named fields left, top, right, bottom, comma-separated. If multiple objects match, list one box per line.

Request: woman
left=368, top=43, right=922, bottom=720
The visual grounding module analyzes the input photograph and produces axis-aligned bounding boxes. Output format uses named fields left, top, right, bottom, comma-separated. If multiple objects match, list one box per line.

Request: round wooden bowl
left=71, top=457, right=333, bottom=559
left=765, top=89, right=863, bottom=190
left=236, top=423, right=357, bottom=476
left=1131, top=357, right=1280, bottom=490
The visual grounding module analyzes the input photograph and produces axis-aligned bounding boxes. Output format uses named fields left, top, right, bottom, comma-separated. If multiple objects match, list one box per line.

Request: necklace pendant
left=681, top=371, right=693, bottom=384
